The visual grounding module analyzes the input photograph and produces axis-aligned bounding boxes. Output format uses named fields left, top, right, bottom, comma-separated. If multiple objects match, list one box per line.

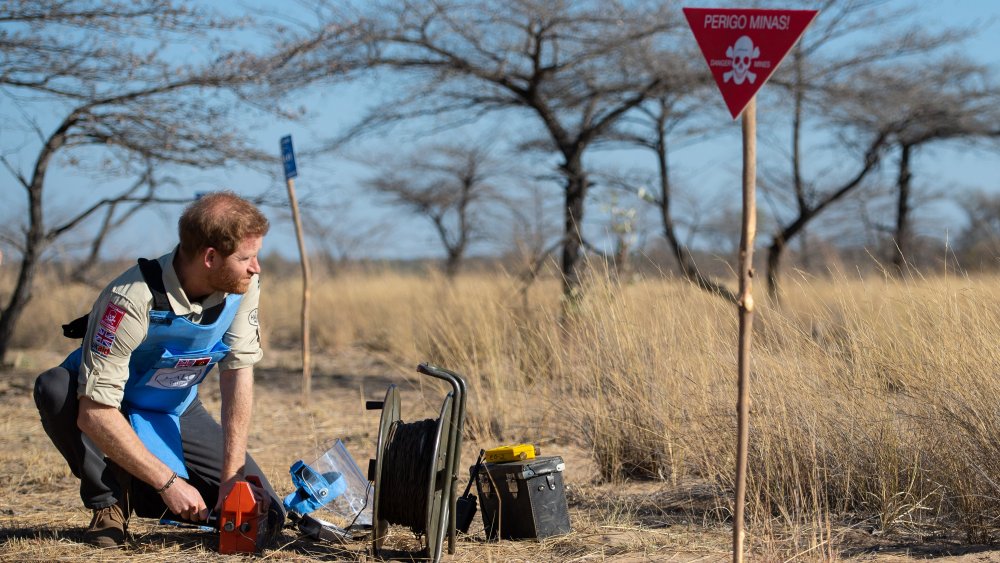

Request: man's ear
left=201, top=247, right=217, bottom=269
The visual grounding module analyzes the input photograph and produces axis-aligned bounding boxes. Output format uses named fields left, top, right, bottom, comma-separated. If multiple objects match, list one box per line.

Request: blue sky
left=1, top=1, right=998, bottom=263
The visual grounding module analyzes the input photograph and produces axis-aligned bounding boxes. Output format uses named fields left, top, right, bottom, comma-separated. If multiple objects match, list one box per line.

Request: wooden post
left=683, top=9, right=817, bottom=561
left=284, top=176, right=312, bottom=404
left=733, top=95, right=756, bottom=563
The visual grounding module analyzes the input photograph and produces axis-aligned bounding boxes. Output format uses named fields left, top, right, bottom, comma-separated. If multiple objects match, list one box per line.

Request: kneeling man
left=34, top=191, right=283, bottom=548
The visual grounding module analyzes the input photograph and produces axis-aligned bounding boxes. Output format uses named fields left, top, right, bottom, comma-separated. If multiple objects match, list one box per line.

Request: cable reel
left=366, top=363, right=467, bottom=563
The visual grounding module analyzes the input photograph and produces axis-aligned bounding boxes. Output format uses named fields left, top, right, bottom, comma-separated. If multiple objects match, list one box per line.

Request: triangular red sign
left=684, top=8, right=818, bottom=119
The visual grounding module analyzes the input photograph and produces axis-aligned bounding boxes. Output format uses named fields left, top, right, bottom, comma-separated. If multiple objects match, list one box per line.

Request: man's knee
left=34, top=367, right=75, bottom=417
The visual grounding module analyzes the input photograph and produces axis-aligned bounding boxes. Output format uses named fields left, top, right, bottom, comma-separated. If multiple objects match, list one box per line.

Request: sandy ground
left=2, top=348, right=1000, bottom=562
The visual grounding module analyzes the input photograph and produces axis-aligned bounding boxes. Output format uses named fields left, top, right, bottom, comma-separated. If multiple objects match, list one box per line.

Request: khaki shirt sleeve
left=78, top=290, right=150, bottom=408
left=219, top=274, right=263, bottom=371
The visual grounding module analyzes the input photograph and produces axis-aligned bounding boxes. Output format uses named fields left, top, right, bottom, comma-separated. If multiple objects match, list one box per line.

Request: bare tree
left=363, top=143, right=500, bottom=278
left=322, top=0, right=688, bottom=298
left=500, top=181, right=563, bottom=307
left=66, top=162, right=179, bottom=286
left=605, top=84, right=738, bottom=303
left=876, top=62, right=1000, bottom=272
left=0, top=0, right=357, bottom=363
left=760, top=0, right=975, bottom=299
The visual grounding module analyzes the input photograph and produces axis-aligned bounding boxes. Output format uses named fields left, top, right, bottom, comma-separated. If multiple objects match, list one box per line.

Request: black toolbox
left=475, top=455, right=571, bottom=540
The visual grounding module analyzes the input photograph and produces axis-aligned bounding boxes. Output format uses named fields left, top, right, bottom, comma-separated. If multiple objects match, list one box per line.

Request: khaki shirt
left=78, top=249, right=262, bottom=407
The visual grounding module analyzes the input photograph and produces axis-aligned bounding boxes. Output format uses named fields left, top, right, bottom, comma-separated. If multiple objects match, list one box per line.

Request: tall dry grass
left=10, top=262, right=1000, bottom=552
left=259, top=264, right=1000, bottom=548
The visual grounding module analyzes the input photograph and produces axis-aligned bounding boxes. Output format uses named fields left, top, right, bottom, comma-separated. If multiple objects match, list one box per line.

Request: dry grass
left=6, top=264, right=1000, bottom=560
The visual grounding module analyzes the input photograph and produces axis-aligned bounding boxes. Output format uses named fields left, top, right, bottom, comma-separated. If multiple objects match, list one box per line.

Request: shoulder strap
left=62, top=258, right=172, bottom=339
left=137, top=258, right=172, bottom=313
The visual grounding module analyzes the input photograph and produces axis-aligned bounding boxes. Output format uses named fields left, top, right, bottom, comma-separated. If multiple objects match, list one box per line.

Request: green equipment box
left=475, top=455, right=571, bottom=540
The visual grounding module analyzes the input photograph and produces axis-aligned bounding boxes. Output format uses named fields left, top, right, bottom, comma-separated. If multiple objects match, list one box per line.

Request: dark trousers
left=34, top=366, right=285, bottom=523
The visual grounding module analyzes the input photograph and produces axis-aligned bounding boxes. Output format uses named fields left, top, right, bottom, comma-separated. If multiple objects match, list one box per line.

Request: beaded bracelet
left=156, top=471, right=178, bottom=494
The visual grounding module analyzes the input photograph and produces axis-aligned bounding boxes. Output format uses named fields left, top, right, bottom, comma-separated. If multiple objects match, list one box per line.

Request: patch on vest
left=100, top=303, right=126, bottom=331
left=147, top=367, right=207, bottom=390
left=174, top=357, right=211, bottom=368
left=249, top=308, right=258, bottom=326
left=92, top=326, right=116, bottom=357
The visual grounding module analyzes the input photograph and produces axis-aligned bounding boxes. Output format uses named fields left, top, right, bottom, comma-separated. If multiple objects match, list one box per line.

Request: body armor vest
left=62, top=258, right=242, bottom=477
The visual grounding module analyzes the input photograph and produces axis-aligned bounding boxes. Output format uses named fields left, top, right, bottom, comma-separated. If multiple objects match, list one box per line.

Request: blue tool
left=283, top=459, right=346, bottom=515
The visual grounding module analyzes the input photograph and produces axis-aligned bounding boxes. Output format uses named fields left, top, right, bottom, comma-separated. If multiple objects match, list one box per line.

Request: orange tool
left=218, top=475, right=268, bottom=554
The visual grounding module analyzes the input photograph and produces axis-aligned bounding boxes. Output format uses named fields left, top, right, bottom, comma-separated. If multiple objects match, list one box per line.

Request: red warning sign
left=684, top=8, right=818, bottom=119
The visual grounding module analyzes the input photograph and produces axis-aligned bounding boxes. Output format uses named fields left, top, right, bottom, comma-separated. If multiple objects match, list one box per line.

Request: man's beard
left=208, top=268, right=252, bottom=294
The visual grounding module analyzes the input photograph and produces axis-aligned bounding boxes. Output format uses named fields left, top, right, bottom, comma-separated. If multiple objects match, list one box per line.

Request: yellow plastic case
left=485, top=444, right=537, bottom=463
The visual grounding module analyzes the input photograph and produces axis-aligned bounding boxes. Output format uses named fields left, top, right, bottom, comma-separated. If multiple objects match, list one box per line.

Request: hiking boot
left=84, top=502, right=127, bottom=548
left=85, top=466, right=131, bottom=548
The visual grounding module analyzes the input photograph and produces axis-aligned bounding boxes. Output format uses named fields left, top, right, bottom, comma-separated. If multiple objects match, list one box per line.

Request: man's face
left=208, top=236, right=262, bottom=294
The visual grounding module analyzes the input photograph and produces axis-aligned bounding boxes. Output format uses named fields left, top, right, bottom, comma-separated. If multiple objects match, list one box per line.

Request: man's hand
left=161, top=478, right=210, bottom=521
left=77, top=396, right=201, bottom=517
left=215, top=475, right=239, bottom=512
left=215, top=474, right=270, bottom=512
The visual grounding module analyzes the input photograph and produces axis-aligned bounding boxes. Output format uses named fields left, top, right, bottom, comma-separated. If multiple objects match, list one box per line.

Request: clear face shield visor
left=283, top=439, right=372, bottom=530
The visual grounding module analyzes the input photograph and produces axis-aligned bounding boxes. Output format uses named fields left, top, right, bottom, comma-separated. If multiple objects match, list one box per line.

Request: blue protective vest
left=63, top=262, right=242, bottom=478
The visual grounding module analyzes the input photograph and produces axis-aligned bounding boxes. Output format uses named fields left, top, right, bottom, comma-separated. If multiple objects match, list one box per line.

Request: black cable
left=347, top=481, right=373, bottom=531
left=379, top=418, right=439, bottom=534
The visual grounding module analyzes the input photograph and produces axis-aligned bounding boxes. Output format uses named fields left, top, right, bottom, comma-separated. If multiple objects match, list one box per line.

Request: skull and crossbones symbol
left=723, top=36, right=759, bottom=85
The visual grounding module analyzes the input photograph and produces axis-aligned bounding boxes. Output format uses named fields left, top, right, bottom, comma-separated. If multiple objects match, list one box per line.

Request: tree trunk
left=791, top=49, right=806, bottom=212
left=892, top=143, right=912, bottom=274
left=561, top=156, right=587, bottom=299
left=614, top=236, right=629, bottom=280
left=444, top=250, right=461, bottom=279
left=766, top=48, right=805, bottom=303
left=0, top=111, right=78, bottom=365
left=0, top=170, right=46, bottom=365
left=765, top=132, right=889, bottom=299
left=656, top=130, right=737, bottom=303
left=766, top=236, right=786, bottom=300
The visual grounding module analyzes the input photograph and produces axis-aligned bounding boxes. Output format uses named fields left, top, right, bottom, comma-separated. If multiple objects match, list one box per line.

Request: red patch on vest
left=175, top=356, right=212, bottom=368
left=99, top=303, right=126, bottom=331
